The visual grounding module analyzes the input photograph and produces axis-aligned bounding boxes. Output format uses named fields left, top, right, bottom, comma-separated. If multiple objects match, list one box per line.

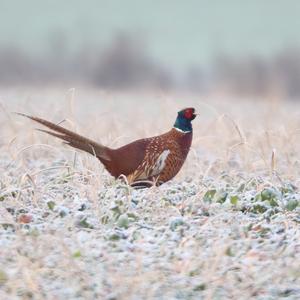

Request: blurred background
left=1, top=0, right=300, bottom=98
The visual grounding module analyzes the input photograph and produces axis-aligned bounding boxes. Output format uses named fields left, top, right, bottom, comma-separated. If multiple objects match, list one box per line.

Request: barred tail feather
left=17, top=113, right=111, bottom=161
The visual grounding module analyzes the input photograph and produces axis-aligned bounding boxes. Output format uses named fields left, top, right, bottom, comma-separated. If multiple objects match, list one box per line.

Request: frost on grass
left=0, top=92, right=300, bottom=299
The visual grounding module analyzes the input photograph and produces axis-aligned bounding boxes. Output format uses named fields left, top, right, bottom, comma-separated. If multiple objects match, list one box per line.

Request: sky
left=0, top=0, right=300, bottom=70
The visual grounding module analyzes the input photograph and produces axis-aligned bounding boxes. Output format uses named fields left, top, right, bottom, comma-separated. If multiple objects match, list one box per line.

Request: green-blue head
left=173, top=108, right=197, bottom=132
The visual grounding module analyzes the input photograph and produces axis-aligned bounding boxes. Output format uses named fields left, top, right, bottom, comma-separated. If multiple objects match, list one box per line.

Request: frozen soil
left=0, top=90, right=300, bottom=299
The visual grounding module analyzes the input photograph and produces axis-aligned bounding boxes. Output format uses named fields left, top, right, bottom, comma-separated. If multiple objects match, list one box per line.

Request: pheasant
left=19, top=108, right=197, bottom=187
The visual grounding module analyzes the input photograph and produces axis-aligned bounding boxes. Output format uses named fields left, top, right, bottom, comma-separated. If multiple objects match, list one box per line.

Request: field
left=0, top=88, right=300, bottom=299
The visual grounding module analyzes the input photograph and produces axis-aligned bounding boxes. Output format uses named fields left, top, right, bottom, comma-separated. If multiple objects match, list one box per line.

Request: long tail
left=17, top=113, right=111, bottom=161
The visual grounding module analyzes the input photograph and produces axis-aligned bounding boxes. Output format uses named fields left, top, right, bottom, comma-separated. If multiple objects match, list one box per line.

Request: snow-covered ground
left=0, top=89, right=300, bottom=299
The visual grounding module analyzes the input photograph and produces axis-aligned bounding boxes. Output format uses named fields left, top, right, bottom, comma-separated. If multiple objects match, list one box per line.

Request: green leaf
left=101, top=215, right=109, bottom=224
left=59, top=210, right=67, bottom=218
left=110, top=204, right=122, bottom=218
left=258, top=227, right=271, bottom=237
left=285, top=199, right=298, bottom=211
left=237, top=183, right=245, bottom=192
left=225, top=246, right=234, bottom=256
left=79, top=217, right=94, bottom=229
left=108, top=233, right=121, bottom=241
left=0, top=270, right=8, bottom=285
left=230, top=195, right=239, bottom=205
left=72, top=250, right=82, bottom=258
left=188, top=269, right=199, bottom=277
left=170, top=218, right=185, bottom=231
left=281, top=183, right=297, bottom=194
left=47, top=201, right=55, bottom=211
left=2, top=223, right=14, bottom=230
left=117, top=214, right=129, bottom=229
left=203, top=189, right=216, bottom=203
left=250, top=203, right=268, bottom=214
left=293, top=215, right=300, bottom=223
left=193, top=283, right=206, bottom=291
left=268, top=198, right=279, bottom=207
left=215, top=191, right=228, bottom=203
left=127, top=212, right=139, bottom=221
left=260, top=188, right=279, bottom=206
left=261, top=188, right=274, bottom=201
left=131, top=230, right=141, bottom=241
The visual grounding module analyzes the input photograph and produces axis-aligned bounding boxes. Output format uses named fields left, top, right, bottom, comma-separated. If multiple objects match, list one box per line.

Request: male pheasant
left=19, top=108, right=197, bottom=187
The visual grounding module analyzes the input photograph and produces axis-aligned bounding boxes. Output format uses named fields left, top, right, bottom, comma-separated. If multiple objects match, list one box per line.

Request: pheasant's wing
left=108, top=138, right=150, bottom=177
left=126, top=137, right=180, bottom=185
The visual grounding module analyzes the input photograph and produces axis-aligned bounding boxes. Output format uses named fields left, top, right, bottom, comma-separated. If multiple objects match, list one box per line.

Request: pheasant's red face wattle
left=183, top=108, right=196, bottom=120
left=184, top=109, right=194, bottom=119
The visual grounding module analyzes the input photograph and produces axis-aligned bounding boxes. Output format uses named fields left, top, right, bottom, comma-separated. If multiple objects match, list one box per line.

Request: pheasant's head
left=174, top=108, right=197, bottom=132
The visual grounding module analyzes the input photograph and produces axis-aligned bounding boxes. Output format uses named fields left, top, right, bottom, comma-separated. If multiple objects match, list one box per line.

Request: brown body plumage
left=19, top=108, right=196, bottom=187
